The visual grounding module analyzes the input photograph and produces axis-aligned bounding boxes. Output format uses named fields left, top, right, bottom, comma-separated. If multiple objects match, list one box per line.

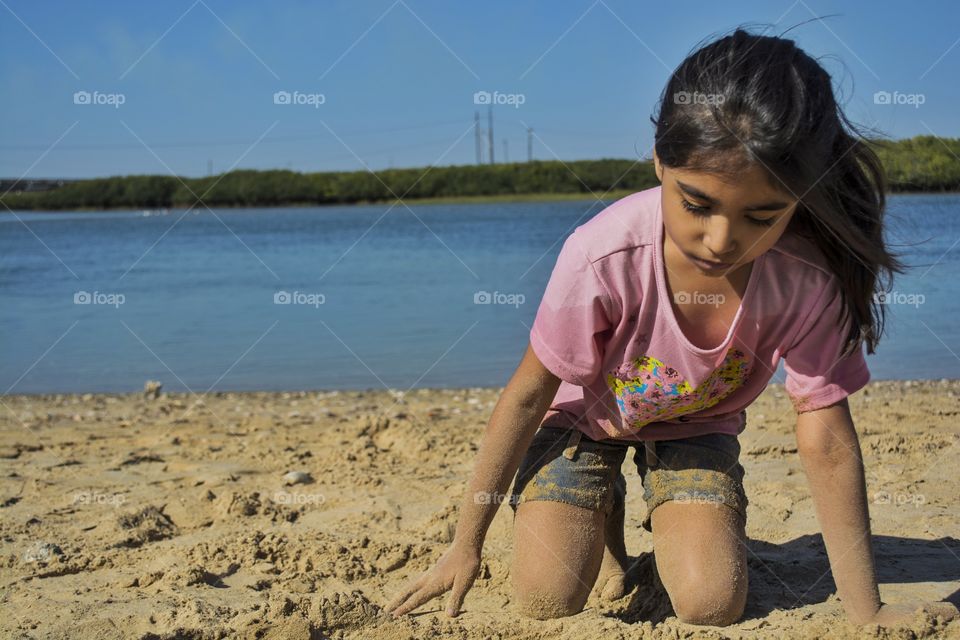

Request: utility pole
left=527, top=127, right=533, bottom=162
left=474, top=111, right=482, bottom=164
left=487, top=105, right=494, bottom=164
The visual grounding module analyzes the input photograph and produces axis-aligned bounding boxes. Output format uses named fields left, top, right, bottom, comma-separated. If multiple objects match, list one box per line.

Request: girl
left=387, top=27, right=959, bottom=628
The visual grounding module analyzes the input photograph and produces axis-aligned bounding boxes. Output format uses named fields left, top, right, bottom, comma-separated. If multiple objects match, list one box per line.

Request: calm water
left=1, top=194, right=958, bottom=394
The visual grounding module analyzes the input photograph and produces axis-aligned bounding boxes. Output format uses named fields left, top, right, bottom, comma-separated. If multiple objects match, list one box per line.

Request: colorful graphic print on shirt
left=605, top=347, right=752, bottom=431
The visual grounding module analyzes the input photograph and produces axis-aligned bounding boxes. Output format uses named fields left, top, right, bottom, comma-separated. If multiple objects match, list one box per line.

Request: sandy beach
left=1, top=380, right=958, bottom=639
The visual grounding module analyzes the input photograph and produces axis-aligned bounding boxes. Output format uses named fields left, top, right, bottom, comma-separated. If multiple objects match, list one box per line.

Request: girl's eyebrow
left=676, top=180, right=790, bottom=212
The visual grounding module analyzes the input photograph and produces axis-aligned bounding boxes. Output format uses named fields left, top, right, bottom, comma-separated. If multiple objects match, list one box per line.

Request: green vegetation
left=0, top=160, right=658, bottom=211
left=873, top=136, right=960, bottom=192
left=2, top=136, right=957, bottom=211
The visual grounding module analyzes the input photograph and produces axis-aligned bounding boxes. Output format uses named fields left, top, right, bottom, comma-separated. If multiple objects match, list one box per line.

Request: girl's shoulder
left=765, top=231, right=836, bottom=283
left=569, top=186, right=661, bottom=262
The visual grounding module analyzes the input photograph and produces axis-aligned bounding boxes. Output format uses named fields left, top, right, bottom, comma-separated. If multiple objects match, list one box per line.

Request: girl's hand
left=387, top=542, right=482, bottom=618
left=863, top=601, right=959, bottom=628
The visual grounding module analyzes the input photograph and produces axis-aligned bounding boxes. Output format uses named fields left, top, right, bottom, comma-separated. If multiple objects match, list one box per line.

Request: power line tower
left=474, top=111, right=482, bottom=164
left=487, top=105, right=494, bottom=164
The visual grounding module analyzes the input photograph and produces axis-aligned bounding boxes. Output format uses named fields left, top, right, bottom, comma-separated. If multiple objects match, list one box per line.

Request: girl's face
left=654, top=151, right=801, bottom=278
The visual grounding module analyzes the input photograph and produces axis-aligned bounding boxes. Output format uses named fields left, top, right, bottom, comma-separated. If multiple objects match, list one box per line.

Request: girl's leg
left=650, top=501, right=748, bottom=626
left=595, top=474, right=629, bottom=600
left=510, top=500, right=606, bottom=619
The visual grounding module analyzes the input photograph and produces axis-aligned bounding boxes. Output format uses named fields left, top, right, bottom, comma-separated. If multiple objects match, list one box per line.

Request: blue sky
left=1, top=0, right=958, bottom=179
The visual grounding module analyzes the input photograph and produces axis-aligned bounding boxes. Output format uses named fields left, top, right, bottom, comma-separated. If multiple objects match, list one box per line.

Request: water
left=1, top=194, right=958, bottom=394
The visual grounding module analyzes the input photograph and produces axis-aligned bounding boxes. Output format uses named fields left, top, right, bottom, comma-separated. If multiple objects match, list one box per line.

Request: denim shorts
left=508, top=411, right=748, bottom=532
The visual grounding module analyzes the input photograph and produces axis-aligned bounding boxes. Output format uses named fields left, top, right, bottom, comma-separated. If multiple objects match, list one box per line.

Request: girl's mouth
left=687, top=253, right=734, bottom=271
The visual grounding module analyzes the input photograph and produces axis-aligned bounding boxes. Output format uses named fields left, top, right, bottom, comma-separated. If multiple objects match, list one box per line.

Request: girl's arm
left=388, top=342, right=562, bottom=617
left=796, top=398, right=959, bottom=627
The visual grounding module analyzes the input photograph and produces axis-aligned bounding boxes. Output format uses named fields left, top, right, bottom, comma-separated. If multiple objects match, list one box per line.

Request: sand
left=1, top=380, right=958, bottom=639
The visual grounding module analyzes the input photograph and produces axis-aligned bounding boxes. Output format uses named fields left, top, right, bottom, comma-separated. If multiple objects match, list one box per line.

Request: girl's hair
left=651, top=26, right=903, bottom=357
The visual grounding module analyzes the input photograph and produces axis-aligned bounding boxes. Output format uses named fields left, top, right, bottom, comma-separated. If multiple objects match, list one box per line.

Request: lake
left=1, top=193, right=958, bottom=394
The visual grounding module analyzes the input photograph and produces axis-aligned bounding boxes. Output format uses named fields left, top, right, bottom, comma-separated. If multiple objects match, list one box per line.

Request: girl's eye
left=681, top=198, right=776, bottom=227
left=680, top=198, right=709, bottom=214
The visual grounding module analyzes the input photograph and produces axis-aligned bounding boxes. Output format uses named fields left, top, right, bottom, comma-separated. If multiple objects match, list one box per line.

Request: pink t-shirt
left=530, top=185, right=870, bottom=442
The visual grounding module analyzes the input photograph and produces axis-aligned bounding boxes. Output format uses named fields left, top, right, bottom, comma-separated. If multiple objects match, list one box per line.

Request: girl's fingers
left=445, top=572, right=471, bottom=617
left=386, top=590, right=412, bottom=615
left=391, top=582, right=445, bottom=617
left=386, top=574, right=428, bottom=613
left=386, top=584, right=416, bottom=612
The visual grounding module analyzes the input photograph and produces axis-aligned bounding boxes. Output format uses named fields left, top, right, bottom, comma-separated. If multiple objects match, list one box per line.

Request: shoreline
left=1, top=189, right=640, bottom=214
left=3, top=377, right=957, bottom=401
left=4, top=187, right=959, bottom=214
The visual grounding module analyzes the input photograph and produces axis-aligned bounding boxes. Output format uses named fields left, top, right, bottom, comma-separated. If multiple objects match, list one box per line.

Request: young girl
left=387, top=28, right=959, bottom=628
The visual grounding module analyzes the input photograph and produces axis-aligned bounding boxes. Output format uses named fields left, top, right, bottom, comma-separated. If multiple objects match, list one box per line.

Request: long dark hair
left=651, top=26, right=903, bottom=357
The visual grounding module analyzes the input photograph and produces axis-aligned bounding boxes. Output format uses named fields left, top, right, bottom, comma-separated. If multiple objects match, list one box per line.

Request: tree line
left=2, top=136, right=957, bottom=211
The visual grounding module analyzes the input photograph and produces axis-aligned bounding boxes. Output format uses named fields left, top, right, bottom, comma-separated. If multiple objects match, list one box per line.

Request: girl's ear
left=652, top=150, right=663, bottom=183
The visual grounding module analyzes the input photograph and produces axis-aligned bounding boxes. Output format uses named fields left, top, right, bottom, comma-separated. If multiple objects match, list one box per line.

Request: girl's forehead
left=668, top=165, right=795, bottom=202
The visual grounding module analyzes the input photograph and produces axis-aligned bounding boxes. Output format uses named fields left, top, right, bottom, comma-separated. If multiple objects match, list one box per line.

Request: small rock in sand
left=143, top=380, right=163, bottom=400
left=22, top=541, right=64, bottom=564
left=283, top=471, right=313, bottom=486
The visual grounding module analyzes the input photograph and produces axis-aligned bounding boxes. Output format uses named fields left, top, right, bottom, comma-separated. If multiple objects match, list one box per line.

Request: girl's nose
left=703, top=219, right=737, bottom=258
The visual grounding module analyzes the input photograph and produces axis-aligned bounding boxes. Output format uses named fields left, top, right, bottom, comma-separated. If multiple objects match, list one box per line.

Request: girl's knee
left=670, top=580, right=746, bottom=627
left=509, top=567, right=591, bottom=620
left=510, top=584, right=587, bottom=620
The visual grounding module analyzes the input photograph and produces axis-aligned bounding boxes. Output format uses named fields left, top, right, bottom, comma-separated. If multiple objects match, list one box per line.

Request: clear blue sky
left=1, top=0, right=958, bottom=179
